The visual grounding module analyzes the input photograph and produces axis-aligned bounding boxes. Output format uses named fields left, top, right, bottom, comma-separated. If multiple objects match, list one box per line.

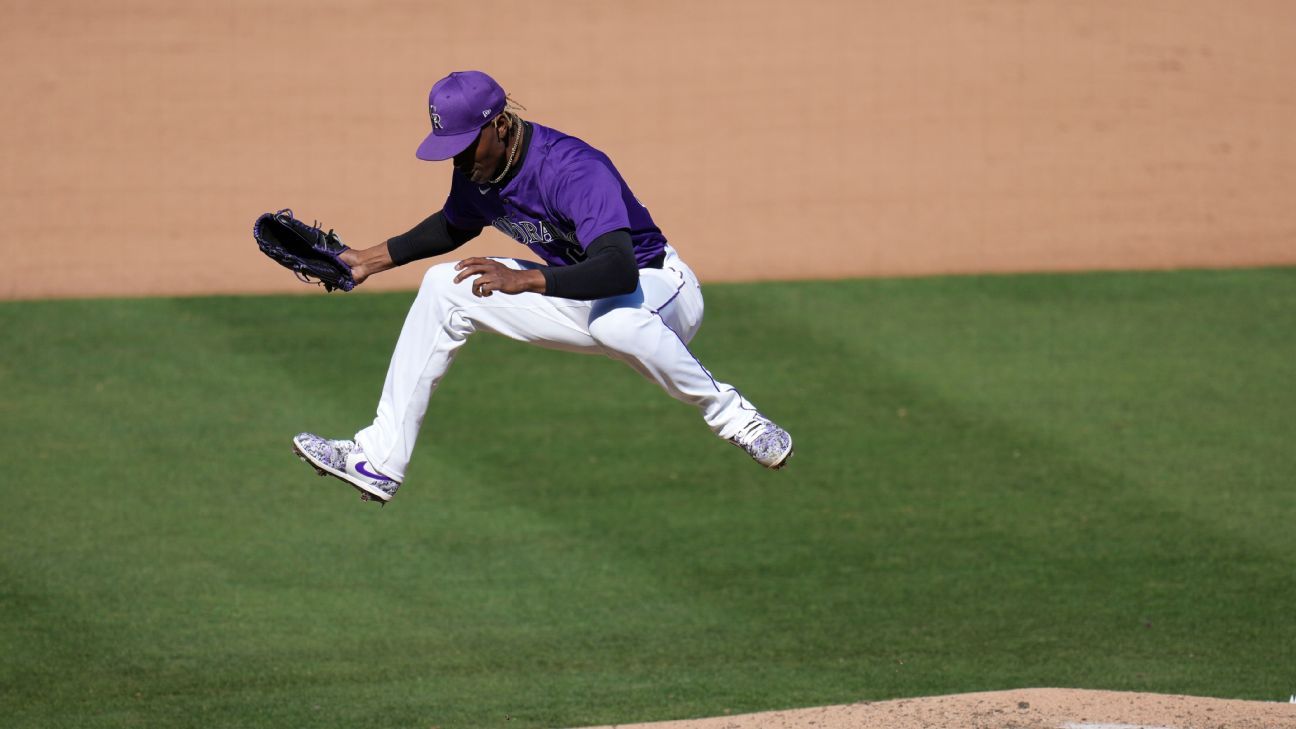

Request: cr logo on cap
left=429, top=105, right=443, bottom=130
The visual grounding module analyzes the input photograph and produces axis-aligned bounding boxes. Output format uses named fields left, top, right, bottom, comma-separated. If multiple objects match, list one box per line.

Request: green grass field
left=2, top=268, right=1294, bottom=728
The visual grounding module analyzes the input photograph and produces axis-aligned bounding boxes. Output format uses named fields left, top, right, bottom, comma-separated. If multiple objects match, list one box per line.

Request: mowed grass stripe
left=1, top=268, right=1293, bottom=728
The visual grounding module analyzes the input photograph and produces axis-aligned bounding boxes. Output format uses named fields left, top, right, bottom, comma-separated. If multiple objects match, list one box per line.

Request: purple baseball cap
left=416, top=71, right=507, bottom=161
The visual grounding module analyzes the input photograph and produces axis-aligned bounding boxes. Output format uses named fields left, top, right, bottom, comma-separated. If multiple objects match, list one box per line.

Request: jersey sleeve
left=549, top=156, right=632, bottom=249
left=442, top=170, right=491, bottom=230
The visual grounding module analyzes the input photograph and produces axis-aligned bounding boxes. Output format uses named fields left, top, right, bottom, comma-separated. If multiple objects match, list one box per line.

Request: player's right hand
left=454, top=257, right=546, bottom=297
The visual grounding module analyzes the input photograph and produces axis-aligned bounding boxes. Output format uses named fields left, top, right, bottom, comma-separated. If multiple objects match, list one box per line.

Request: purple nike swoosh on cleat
left=354, top=460, right=392, bottom=481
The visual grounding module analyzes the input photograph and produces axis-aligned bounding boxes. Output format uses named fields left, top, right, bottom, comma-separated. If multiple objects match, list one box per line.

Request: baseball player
left=292, top=70, right=793, bottom=504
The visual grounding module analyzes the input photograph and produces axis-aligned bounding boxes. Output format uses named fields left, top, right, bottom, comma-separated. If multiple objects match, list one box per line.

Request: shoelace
left=732, top=418, right=770, bottom=445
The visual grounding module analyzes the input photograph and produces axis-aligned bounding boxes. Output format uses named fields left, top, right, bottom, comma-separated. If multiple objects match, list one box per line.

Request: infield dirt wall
left=3, top=0, right=1295, bottom=300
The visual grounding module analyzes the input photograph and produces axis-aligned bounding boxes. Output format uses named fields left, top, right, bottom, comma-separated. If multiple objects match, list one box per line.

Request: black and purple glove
left=253, top=209, right=356, bottom=292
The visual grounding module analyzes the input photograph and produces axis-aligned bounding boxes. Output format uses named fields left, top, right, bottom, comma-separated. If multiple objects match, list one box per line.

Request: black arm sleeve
left=540, top=229, right=638, bottom=300
left=386, top=211, right=482, bottom=266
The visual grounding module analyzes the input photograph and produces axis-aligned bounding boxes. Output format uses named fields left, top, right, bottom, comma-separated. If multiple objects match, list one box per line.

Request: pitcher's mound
left=576, top=688, right=1296, bottom=729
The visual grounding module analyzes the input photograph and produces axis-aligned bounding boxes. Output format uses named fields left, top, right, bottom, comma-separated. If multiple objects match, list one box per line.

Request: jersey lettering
left=518, top=221, right=541, bottom=243
left=490, top=215, right=586, bottom=264
left=492, top=216, right=576, bottom=251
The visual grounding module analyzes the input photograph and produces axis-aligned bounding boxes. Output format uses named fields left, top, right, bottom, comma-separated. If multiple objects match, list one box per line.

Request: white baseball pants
left=354, top=247, right=758, bottom=481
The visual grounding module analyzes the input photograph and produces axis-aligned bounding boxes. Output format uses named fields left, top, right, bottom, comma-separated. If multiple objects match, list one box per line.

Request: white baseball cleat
left=728, top=415, right=794, bottom=469
left=291, top=433, right=401, bottom=504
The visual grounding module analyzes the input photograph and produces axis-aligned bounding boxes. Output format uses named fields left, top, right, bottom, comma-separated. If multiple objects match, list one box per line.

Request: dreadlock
left=503, top=95, right=527, bottom=129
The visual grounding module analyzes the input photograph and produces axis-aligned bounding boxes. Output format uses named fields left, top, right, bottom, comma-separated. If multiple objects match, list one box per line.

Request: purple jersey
left=442, top=122, right=667, bottom=268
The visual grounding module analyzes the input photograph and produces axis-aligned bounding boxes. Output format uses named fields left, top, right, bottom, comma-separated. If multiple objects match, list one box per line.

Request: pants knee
left=420, top=262, right=483, bottom=310
left=420, top=262, right=460, bottom=292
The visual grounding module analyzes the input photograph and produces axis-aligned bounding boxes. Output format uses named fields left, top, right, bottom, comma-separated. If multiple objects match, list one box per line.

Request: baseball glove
left=252, top=209, right=356, bottom=292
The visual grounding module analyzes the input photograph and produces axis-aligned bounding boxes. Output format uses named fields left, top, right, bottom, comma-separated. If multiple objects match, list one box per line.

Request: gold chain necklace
left=488, top=114, right=524, bottom=185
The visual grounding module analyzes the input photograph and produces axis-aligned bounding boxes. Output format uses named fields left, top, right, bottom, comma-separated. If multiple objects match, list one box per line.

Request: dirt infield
left=578, top=690, right=1296, bottom=729
left=4, top=1, right=1296, bottom=300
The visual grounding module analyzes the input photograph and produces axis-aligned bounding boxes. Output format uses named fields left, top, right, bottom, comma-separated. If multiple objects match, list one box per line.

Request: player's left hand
left=453, top=257, right=545, bottom=297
